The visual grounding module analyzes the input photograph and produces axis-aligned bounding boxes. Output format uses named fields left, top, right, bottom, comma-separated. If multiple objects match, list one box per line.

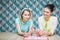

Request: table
left=23, top=36, right=49, bottom=40
left=0, top=32, right=60, bottom=40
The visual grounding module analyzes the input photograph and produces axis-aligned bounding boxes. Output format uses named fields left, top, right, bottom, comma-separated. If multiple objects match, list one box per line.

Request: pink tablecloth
left=23, top=36, right=49, bottom=40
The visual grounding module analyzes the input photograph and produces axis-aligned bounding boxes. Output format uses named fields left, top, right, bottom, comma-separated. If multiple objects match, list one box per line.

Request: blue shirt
left=15, top=18, right=33, bottom=33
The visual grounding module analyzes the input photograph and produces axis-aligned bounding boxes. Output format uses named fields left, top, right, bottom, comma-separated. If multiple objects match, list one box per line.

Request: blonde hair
left=19, top=8, right=32, bottom=21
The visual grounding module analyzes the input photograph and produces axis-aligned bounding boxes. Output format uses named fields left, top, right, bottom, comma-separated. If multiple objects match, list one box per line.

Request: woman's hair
left=20, top=8, right=32, bottom=20
left=44, top=4, right=55, bottom=12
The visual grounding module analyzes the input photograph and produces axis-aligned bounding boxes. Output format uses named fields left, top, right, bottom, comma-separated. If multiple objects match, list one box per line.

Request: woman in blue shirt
left=15, top=8, right=33, bottom=37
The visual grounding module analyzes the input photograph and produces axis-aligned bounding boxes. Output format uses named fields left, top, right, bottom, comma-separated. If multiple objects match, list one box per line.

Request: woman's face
left=43, top=7, right=51, bottom=18
left=22, top=11, right=31, bottom=21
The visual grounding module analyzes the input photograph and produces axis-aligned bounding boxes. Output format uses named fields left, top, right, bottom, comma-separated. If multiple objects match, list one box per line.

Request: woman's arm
left=38, top=17, right=45, bottom=36
left=42, top=31, right=53, bottom=36
left=28, top=19, right=34, bottom=35
left=36, top=29, right=53, bottom=36
left=44, top=17, right=58, bottom=36
left=28, top=26, right=34, bottom=35
left=23, top=26, right=34, bottom=37
left=15, top=18, right=25, bottom=36
left=43, top=17, right=58, bottom=36
left=50, top=17, right=58, bottom=35
left=16, top=24, right=33, bottom=37
left=16, top=24, right=25, bottom=36
left=24, top=19, right=34, bottom=36
left=38, top=17, right=43, bottom=31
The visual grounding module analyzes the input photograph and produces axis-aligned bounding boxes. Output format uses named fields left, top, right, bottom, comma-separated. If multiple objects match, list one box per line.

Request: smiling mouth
left=44, top=14, right=48, bottom=16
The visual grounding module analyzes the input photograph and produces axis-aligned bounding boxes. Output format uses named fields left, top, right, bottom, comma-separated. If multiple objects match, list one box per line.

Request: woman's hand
left=42, top=31, right=53, bottom=36
left=46, top=32, right=53, bottom=36
left=23, top=33, right=29, bottom=37
left=28, top=26, right=34, bottom=36
left=36, top=29, right=43, bottom=36
left=18, top=32, right=25, bottom=36
left=36, top=29, right=40, bottom=36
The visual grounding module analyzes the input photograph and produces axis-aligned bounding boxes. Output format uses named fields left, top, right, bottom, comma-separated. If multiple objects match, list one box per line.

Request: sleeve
left=50, top=17, right=58, bottom=34
left=15, top=18, right=19, bottom=24
left=38, top=17, right=43, bottom=30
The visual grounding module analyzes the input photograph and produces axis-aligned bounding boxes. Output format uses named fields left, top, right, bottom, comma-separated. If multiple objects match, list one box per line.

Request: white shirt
left=38, top=16, right=58, bottom=34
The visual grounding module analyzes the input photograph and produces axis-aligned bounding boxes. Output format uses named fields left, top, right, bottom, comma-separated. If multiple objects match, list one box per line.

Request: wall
left=0, top=0, right=60, bottom=36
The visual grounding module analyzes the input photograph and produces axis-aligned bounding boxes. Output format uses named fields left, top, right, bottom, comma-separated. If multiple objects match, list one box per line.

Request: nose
left=28, top=15, right=30, bottom=17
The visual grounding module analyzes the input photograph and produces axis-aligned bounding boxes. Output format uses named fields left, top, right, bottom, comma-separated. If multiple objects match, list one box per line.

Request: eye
left=46, top=12, right=49, bottom=13
left=44, top=11, right=49, bottom=13
left=24, top=14, right=27, bottom=16
left=28, top=14, right=30, bottom=16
